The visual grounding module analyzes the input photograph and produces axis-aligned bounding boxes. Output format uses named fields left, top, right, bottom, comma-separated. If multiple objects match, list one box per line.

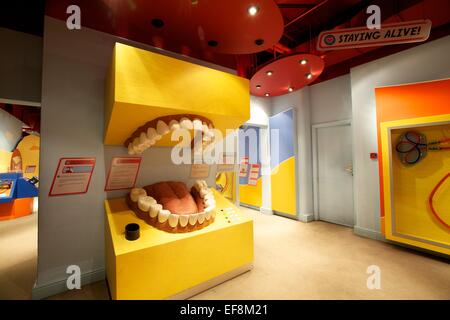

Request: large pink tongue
left=145, top=181, right=198, bottom=215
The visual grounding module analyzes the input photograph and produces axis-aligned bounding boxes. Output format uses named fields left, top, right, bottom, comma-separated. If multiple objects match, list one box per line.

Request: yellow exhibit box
left=105, top=191, right=254, bottom=300
left=380, top=115, right=450, bottom=255
left=104, top=42, right=250, bottom=147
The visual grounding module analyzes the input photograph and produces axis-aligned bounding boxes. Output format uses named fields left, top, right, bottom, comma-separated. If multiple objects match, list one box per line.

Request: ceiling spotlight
left=248, top=5, right=260, bottom=16
left=300, top=59, right=308, bottom=65
left=265, top=93, right=270, bottom=97
left=266, top=71, right=273, bottom=76
left=288, top=87, right=294, bottom=92
left=255, top=39, right=265, bottom=46
left=306, top=73, right=313, bottom=80
left=256, top=85, right=262, bottom=89
left=151, top=18, right=165, bottom=29
left=207, top=40, right=219, bottom=47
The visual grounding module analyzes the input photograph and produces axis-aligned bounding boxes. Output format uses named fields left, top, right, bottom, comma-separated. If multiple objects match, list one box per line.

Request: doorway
left=313, top=120, right=354, bottom=227
left=0, top=102, right=40, bottom=299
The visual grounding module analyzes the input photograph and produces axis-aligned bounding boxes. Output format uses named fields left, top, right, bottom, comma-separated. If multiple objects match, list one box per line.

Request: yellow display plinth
left=104, top=43, right=250, bottom=146
left=105, top=191, right=254, bottom=300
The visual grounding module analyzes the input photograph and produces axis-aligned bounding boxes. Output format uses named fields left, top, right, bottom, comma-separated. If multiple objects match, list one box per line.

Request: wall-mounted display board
left=269, top=109, right=297, bottom=218
left=376, top=79, right=450, bottom=255
left=49, top=158, right=96, bottom=196
left=105, top=157, right=142, bottom=191
left=239, top=126, right=262, bottom=208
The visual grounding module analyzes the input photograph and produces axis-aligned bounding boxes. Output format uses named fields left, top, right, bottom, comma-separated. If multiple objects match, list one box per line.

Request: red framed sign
left=49, top=157, right=96, bottom=196
left=317, top=20, right=431, bottom=51
left=105, top=157, right=142, bottom=191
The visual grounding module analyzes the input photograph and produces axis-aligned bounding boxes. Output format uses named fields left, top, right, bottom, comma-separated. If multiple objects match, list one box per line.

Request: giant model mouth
left=124, top=114, right=216, bottom=155
left=127, top=180, right=216, bottom=233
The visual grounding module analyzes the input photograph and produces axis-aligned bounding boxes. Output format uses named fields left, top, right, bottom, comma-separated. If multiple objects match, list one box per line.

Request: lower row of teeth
left=130, top=181, right=216, bottom=228
left=128, top=118, right=215, bottom=155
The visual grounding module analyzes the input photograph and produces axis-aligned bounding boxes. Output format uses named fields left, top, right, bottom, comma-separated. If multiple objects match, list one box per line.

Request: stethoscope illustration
left=396, top=131, right=450, bottom=230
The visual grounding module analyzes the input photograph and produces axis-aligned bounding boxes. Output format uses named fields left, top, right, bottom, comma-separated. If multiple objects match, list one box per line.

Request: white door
left=316, top=124, right=354, bottom=227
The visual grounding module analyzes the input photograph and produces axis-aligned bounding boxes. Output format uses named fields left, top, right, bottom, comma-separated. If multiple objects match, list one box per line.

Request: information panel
left=49, top=158, right=96, bottom=196
left=105, top=157, right=142, bottom=191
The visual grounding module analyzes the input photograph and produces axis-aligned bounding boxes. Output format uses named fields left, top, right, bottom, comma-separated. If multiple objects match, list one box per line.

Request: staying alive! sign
left=317, top=20, right=432, bottom=51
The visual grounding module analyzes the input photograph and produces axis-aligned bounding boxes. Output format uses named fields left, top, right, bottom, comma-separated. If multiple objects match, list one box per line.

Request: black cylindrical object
left=125, top=223, right=140, bottom=241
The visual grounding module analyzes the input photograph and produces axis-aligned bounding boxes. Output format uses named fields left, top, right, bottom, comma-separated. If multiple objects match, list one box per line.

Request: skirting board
left=167, top=263, right=253, bottom=300
left=260, top=207, right=273, bottom=215
left=32, top=268, right=105, bottom=300
left=353, top=226, right=385, bottom=241
left=299, top=213, right=314, bottom=223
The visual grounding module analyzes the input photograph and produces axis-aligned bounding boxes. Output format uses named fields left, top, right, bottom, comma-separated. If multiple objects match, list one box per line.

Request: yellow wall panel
left=271, top=157, right=297, bottom=216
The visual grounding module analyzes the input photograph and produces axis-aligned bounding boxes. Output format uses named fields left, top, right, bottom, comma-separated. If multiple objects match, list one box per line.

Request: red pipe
left=428, top=173, right=450, bottom=229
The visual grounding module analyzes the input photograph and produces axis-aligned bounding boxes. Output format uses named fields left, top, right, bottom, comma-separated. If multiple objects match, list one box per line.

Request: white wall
left=310, top=74, right=352, bottom=125
left=0, top=28, right=42, bottom=104
left=350, top=35, right=450, bottom=238
left=35, top=17, right=235, bottom=299
left=272, top=88, right=313, bottom=219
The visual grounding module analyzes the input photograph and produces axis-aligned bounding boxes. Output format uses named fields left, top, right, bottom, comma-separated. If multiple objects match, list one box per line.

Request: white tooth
left=154, top=133, right=162, bottom=141
left=205, top=205, right=215, bottom=213
left=180, top=117, right=193, bottom=130
left=156, top=120, right=170, bottom=135
left=138, top=196, right=156, bottom=212
left=198, top=212, right=206, bottom=224
left=205, top=199, right=216, bottom=208
left=202, top=123, right=210, bottom=135
left=205, top=211, right=212, bottom=221
left=128, top=143, right=136, bottom=155
left=169, top=120, right=180, bottom=131
left=207, top=130, right=215, bottom=139
left=203, top=134, right=211, bottom=142
left=200, top=188, right=210, bottom=198
left=147, top=127, right=157, bottom=141
left=194, top=181, right=203, bottom=192
left=189, top=214, right=198, bottom=226
left=158, top=209, right=170, bottom=223
left=149, top=204, right=162, bottom=218
left=130, top=188, right=146, bottom=202
left=139, top=132, right=149, bottom=145
left=168, top=214, right=179, bottom=228
left=179, top=215, right=189, bottom=227
left=204, top=193, right=214, bottom=201
left=201, top=180, right=208, bottom=188
left=193, top=119, right=202, bottom=131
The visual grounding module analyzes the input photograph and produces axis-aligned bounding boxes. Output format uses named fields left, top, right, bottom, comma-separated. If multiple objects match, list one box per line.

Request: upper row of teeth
left=128, top=118, right=215, bottom=155
left=130, top=181, right=216, bottom=228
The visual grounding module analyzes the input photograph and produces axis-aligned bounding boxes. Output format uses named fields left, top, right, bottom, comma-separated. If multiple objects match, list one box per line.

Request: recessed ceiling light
left=266, top=71, right=273, bottom=76
left=255, top=39, right=265, bottom=46
left=207, top=40, right=219, bottom=47
left=300, top=59, right=308, bottom=65
left=151, top=18, right=165, bottom=29
left=256, top=85, right=262, bottom=89
left=248, top=6, right=260, bottom=16
left=306, top=73, right=313, bottom=80
left=265, top=93, right=270, bottom=97
left=288, top=87, right=294, bottom=92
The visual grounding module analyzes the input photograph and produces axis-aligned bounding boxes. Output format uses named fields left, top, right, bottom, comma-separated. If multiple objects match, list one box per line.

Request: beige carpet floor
left=0, top=213, right=37, bottom=300
left=1, top=207, right=449, bottom=300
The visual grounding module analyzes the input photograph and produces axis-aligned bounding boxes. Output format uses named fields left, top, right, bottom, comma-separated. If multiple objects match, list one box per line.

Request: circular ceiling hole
left=255, top=39, right=265, bottom=46
left=151, top=19, right=165, bottom=28
left=208, top=40, right=219, bottom=47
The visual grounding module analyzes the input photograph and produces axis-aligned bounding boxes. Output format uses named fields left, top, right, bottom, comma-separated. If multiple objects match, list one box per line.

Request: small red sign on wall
left=49, top=157, right=96, bottom=196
